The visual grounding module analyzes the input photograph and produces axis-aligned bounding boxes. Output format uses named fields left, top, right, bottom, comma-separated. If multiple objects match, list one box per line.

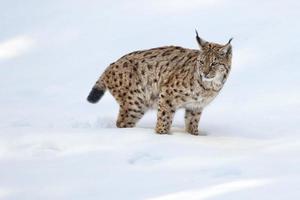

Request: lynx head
left=195, top=30, right=232, bottom=81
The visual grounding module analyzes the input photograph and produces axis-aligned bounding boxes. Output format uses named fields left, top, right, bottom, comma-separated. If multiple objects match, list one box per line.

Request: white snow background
left=1, top=0, right=300, bottom=199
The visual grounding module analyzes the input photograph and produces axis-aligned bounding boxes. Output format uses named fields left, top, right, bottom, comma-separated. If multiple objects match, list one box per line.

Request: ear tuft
left=195, top=29, right=207, bottom=49
left=195, top=29, right=200, bottom=42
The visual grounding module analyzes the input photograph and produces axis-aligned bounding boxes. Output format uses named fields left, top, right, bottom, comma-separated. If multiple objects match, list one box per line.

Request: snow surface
left=1, top=0, right=300, bottom=199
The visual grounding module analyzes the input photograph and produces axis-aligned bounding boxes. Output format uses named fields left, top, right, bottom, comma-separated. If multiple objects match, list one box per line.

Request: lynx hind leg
left=155, top=98, right=176, bottom=134
left=116, top=99, right=147, bottom=128
left=185, top=109, right=202, bottom=135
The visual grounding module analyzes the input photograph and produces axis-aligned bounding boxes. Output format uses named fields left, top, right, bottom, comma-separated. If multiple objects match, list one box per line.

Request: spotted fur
left=87, top=32, right=233, bottom=135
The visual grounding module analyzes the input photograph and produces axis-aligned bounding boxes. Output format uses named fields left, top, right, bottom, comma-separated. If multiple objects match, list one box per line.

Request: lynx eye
left=211, top=62, right=217, bottom=66
left=219, top=52, right=226, bottom=57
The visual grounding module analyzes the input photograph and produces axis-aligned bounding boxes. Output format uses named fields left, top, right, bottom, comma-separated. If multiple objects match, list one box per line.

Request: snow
left=1, top=0, right=300, bottom=199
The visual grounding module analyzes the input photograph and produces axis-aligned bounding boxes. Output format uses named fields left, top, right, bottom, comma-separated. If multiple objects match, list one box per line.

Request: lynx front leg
left=155, top=99, right=176, bottom=134
left=116, top=105, right=146, bottom=128
left=185, top=109, right=202, bottom=135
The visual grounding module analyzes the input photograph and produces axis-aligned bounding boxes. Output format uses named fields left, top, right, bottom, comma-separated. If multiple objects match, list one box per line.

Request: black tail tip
left=87, top=88, right=105, bottom=103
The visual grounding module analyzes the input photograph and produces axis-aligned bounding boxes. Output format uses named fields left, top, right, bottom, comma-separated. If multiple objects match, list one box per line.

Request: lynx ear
left=195, top=29, right=207, bottom=49
left=221, top=38, right=233, bottom=54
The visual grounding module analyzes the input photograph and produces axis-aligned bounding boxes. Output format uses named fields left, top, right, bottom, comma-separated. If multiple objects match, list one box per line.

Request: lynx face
left=195, top=35, right=233, bottom=91
left=198, top=43, right=232, bottom=77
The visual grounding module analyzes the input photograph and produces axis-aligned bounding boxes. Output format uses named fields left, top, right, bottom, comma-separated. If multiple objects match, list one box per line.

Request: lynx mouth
left=201, top=70, right=226, bottom=85
left=205, top=72, right=216, bottom=79
left=201, top=71, right=216, bottom=81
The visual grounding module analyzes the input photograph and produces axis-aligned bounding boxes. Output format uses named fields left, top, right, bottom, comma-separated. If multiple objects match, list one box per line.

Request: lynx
left=87, top=31, right=233, bottom=135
